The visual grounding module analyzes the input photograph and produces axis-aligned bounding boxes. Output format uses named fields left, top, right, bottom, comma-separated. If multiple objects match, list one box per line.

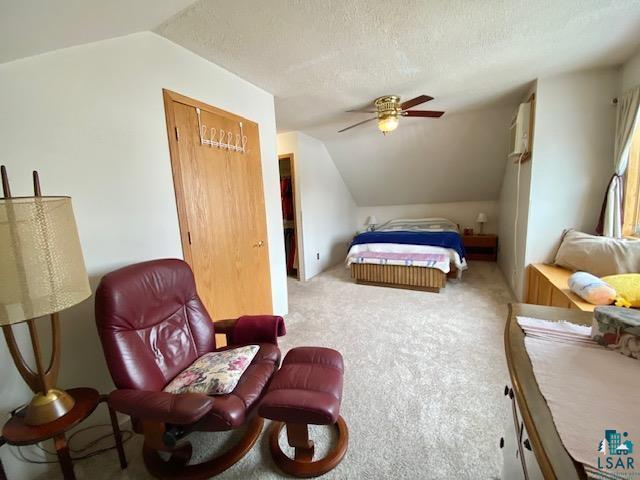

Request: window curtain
left=598, top=86, right=640, bottom=238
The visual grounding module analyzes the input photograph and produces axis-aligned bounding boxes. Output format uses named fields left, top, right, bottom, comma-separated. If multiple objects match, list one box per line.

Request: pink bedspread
left=354, top=251, right=447, bottom=262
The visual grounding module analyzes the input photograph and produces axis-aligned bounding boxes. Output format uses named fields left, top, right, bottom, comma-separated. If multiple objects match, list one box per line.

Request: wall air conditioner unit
left=509, top=102, right=531, bottom=157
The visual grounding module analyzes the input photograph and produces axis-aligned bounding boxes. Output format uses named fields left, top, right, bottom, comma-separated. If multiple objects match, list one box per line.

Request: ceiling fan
left=338, top=95, right=444, bottom=134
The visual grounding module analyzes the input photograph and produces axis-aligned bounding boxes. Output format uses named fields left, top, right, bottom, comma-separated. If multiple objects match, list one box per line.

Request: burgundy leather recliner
left=94, top=259, right=285, bottom=479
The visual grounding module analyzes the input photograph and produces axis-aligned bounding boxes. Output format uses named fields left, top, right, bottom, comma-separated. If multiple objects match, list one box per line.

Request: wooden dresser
left=503, top=304, right=591, bottom=480
left=462, top=234, right=498, bottom=261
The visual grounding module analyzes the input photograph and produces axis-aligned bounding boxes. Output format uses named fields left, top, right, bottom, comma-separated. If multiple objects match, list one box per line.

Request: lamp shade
left=476, top=212, right=488, bottom=223
left=0, top=197, right=90, bottom=325
left=366, top=215, right=378, bottom=226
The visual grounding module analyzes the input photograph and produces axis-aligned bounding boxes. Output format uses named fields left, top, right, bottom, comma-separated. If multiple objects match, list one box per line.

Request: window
left=623, top=125, right=640, bottom=237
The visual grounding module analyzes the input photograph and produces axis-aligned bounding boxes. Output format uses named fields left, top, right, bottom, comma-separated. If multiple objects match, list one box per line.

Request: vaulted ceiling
left=0, top=0, right=197, bottom=63
left=155, top=0, right=640, bottom=206
left=3, top=1, right=640, bottom=206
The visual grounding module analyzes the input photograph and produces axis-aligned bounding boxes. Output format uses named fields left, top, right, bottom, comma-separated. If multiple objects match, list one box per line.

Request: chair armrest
left=108, top=390, right=214, bottom=425
left=224, top=315, right=286, bottom=346
left=214, top=318, right=237, bottom=337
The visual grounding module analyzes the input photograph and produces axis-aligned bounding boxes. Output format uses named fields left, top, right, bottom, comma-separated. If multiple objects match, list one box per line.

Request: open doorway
left=279, top=154, right=301, bottom=279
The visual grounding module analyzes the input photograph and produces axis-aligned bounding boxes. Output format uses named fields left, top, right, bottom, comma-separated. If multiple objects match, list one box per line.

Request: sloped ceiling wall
left=325, top=106, right=514, bottom=205
left=155, top=0, right=640, bottom=206
left=0, top=0, right=198, bottom=63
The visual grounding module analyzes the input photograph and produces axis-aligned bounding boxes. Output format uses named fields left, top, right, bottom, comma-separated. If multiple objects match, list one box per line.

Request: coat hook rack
left=196, top=107, right=247, bottom=153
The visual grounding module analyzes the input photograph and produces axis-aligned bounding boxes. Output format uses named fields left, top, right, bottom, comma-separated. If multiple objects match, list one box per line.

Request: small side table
left=2, top=388, right=126, bottom=480
left=462, top=234, right=498, bottom=261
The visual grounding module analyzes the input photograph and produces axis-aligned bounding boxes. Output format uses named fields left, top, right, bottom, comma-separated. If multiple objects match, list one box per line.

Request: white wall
left=497, top=85, right=536, bottom=298
left=621, top=49, right=640, bottom=92
left=356, top=201, right=498, bottom=234
left=497, top=70, right=619, bottom=299
left=0, top=32, right=286, bottom=479
left=524, top=69, right=618, bottom=268
left=497, top=155, right=533, bottom=298
left=278, top=132, right=357, bottom=280
left=326, top=106, right=514, bottom=206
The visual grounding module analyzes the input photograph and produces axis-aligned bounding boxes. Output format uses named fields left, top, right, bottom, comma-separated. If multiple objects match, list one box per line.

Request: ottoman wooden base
left=259, top=347, right=347, bottom=477
left=268, top=416, right=349, bottom=478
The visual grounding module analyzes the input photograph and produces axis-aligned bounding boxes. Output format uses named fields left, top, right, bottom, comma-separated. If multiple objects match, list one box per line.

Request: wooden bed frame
left=350, top=221, right=462, bottom=293
left=350, top=263, right=456, bottom=293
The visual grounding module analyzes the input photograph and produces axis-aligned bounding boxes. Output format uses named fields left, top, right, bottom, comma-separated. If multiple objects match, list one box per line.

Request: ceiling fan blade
left=338, top=117, right=377, bottom=133
left=403, top=110, right=445, bottom=118
left=400, top=95, right=433, bottom=110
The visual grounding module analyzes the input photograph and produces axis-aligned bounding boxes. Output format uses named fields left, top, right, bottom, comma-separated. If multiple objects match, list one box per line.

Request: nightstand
left=462, top=234, right=498, bottom=261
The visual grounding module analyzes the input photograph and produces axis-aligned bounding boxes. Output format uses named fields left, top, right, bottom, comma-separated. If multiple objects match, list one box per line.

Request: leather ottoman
left=258, top=347, right=348, bottom=477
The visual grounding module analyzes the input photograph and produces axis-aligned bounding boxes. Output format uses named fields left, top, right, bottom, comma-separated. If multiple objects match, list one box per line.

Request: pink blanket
left=518, top=317, right=640, bottom=478
left=354, top=251, right=447, bottom=262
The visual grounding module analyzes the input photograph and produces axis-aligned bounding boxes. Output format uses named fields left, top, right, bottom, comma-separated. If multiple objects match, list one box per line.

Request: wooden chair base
left=142, top=416, right=264, bottom=479
left=268, top=416, right=348, bottom=478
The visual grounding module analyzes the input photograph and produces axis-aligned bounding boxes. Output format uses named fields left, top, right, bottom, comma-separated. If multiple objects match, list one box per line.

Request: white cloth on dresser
left=517, top=317, right=640, bottom=478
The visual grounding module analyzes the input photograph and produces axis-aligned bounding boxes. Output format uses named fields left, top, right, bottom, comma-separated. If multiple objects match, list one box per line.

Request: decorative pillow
left=568, top=271, right=616, bottom=305
left=601, top=274, right=640, bottom=308
left=163, top=345, right=259, bottom=395
left=554, top=229, right=640, bottom=277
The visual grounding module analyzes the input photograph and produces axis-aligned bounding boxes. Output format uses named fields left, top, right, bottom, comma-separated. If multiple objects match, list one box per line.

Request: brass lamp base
left=25, top=388, right=75, bottom=426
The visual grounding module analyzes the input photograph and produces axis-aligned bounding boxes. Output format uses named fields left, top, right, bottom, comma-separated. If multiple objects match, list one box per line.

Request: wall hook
left=195, top=107, right=247, bottom=153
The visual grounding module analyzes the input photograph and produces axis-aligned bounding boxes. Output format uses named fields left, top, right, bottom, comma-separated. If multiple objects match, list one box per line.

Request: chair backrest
left=95, top=259, right=216, bottom=391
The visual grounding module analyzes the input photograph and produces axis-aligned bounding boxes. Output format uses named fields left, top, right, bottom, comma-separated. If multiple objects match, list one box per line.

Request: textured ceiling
left=3, top=1, right=639, bottom=206
left=157, top=0, right=640, bottom=205
left=0, top=0, right=198, bottom=64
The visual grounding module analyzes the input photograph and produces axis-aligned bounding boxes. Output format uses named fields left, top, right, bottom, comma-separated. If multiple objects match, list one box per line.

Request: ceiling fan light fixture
left=338, top=94, right=443, bottom=134
left=378, top=114, right=399, bottom=133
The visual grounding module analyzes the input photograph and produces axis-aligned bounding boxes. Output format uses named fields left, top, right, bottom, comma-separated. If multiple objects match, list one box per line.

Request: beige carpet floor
left=56, top=261, right=513, bottom=479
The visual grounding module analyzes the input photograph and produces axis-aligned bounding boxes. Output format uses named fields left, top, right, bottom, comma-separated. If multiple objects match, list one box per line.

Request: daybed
left=526, top=230, right=640, bottom=311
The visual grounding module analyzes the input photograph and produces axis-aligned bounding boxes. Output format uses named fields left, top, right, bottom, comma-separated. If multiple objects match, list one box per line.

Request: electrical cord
left=9, top=402, right=28, bottom=418
left=10, top=444, right=57, bottom=465
left=512, top=133, right=529, bottom=288
left=9, top=423, right=133, bottom=465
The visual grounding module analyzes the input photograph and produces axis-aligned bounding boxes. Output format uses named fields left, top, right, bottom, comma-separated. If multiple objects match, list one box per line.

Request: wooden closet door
left=165, top=91, right=272, bottom=319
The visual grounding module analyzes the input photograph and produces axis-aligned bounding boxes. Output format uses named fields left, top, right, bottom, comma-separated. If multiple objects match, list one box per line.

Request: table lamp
left=366, top=216, right=378, bottom=231
left=476, top=212, right=488, bottom=235
left=1, top=166, right=90, bottom=425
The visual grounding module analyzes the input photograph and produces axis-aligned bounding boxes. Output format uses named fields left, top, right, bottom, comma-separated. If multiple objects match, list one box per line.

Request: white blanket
left=376, top=217, right=459, bottom=233
left=346, top=243, right=467, bottom=274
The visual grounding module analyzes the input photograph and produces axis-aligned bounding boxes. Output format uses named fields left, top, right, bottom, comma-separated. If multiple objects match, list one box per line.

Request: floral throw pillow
left=163, top=345, right=259, bottom=395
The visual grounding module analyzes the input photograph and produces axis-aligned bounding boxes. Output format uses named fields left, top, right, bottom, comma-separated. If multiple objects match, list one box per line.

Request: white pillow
left=554, top=230, right=640, bottom=277
left=163, top=345, right=259, bottom=395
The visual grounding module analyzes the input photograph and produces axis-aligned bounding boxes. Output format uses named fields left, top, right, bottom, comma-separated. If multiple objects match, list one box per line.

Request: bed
left=346, top=217, right=468, bottom=292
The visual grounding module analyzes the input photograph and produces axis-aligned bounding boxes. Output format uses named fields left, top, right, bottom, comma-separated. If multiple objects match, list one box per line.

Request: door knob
left=253, top=240, right=264, bottom=248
